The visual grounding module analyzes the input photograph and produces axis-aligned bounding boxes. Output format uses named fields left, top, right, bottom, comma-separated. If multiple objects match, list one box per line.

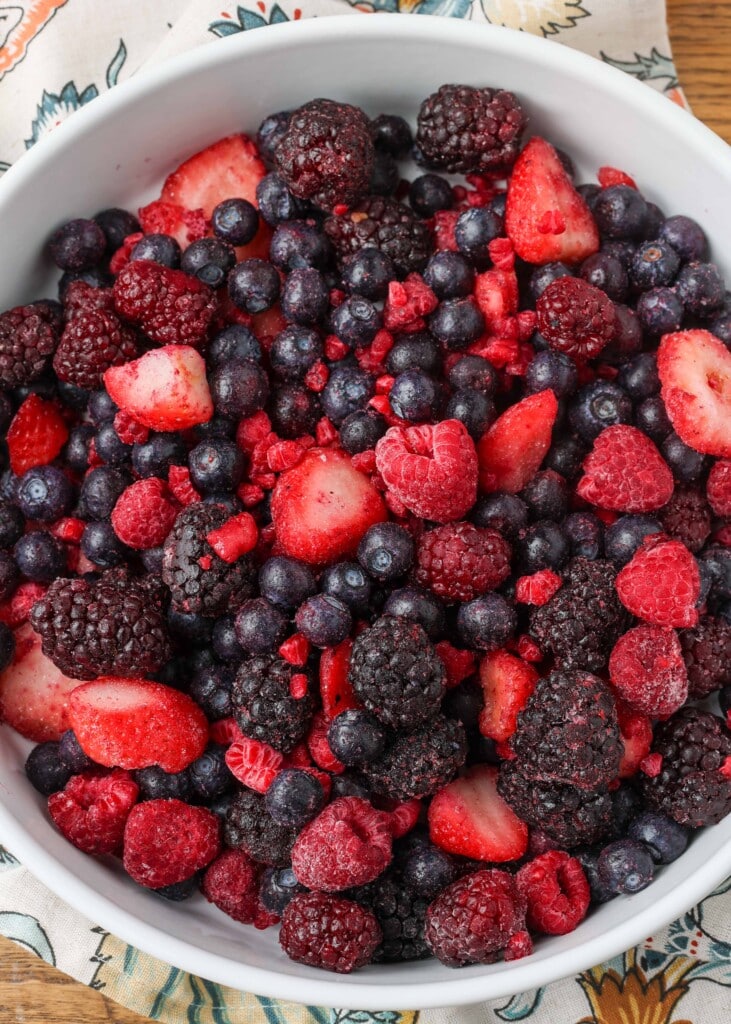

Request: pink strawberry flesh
left=104, top=345, right=213, bottom=432
left=478, top=649, right=538, bottom=743
left=657, top=329, right=731, bottom=457
left=478, top=389, right=559, bottom=493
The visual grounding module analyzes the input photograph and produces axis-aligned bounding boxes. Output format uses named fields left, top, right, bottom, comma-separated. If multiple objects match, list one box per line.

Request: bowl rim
left=1, top=12, right=731, bottom=1011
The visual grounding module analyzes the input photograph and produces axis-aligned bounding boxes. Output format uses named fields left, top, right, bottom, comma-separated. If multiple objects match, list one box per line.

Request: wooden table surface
left=1, top=3, right=730, bottom=1022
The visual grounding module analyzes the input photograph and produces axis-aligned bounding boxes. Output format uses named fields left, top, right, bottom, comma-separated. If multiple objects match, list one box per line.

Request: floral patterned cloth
left=1, top=2, right=729, bottom=1022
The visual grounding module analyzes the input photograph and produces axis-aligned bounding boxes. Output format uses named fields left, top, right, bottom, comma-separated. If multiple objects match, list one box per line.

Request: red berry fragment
left=201, top=849, right=269, bottom=926
left=707, top=459, right=731, bottom=516
left=516, top=851, right=590, bottom=935
left=7, top=394, right=68, bottom=476
left=515, top=570, right=563, bottom=605
left=478, top=649, right=538, bottom=743
left=48, top=769, right=139, bottom=855
left=616, top=538, right=700, bottom=628
left=609, top=624, right=688, bottom=718
left=319, top=639, right=358, bottom=719
left=279, top=892, right=381, bottom=974
left=123, top=799, right=220, bottom=888
left=104, top=345, right=213, bottom=431
left=577, top=425, right=674, bottom=513
left=206, top=513, right=258, bottom=562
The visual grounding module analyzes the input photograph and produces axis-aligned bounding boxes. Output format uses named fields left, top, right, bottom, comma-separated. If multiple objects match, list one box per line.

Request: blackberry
left=354, top=870, right=430, bottom=963
left=348, top=615, right=446, bottom=732
left=497, top=762, right=613, bottom=848
left=223, top=787, right=297, bottom=866
left=415, top=84, right=526, bottom=173
left=680, top=616, right=731, bottom=698
left=511, top=669, right=622, bottom=790
left=231, top=655, right=315, bottom=753
left=30, top=569, right=171, bottom=680
left=529, top=557, right=629, bottom=673
left=362, top=715, right=466, bottom=801
left=162, top=503, right=256, bottom=617
left=0, top=304, right=60, bottom=387
left=659, top=486, right=711, bottom=554
left=324, top=196, right=432, bottom=275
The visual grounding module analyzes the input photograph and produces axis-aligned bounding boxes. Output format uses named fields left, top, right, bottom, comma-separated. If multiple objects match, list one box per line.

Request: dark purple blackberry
left=362, top=715, right=466, bottom=801
left=680, top=616, right=731, bottom=698
left=415, top=84, right=525, bottom=173
left=162, top=503, right=256, bottom=617
left=497, top=762, right=613, bottom=848
left=29, top=569, right=171, bottom=680
left=354, top=870, right=430, bottom=963
left=276, top=99, right=374, bottom=210
left=529, top=557, right=629, bottom=673
left=324, top=196, right=432, bottom=275
left=511, top=668, right=622, bottom=790
left=187, top=661, right=234, bottom=721
left=0, top=304, right=60, bottom=387
left=641, top=708, right=731, bottom=827
left=231, top=655, right=315, bottom=753
left=659, top=486, right=711, bottom=554
left=223, top=787, right=297, bottom=866
left=348, top=615, right=446, bottom=732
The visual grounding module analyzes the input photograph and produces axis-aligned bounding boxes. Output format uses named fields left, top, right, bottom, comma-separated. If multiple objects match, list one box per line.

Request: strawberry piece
left=113, top=260, right=216, bottom=348
left=320, top=639, right=358, bottom=719
left=577, top=425, right=674, bottom=512
left=478, top=649, right=538, bottom=743
left=271, top=448, right=387, bottom=564
left=640, top=752, right=664, bottom=778
left=609, top=624, right=688, bottom=718
left=104, top=345, right=214, bottom=432
left=516, top=851, right=590, bottom=935
left=162, top=134, right=265, bottom=218
left=123, top=799, right=220, bottom=888
left=474, top=267, right=519, bottom=333
left=597, top=166, right=638, bottom=190
left=616, top=537, right=700, bottom=628
left=615, top=699, right=653, bottom=779
left=109, top=232, right=144, bottom=274
left=48, top=769, right=139, bottom=855
left=477, top=390, right=558, bottom=493
left=210, top=717, right=243, bottom=746
left=708, top=460, right=731, bottom=516
left=375, top=419, right=478, bottom=523
left=111, top=478, right=179, bottom=550
left=389, top=799, right=422, bottom=838
left=51, top=518, right=85, bottom=544
left=515, top=570, right=563, bottom=605
left=279, top=633, right=311, bottom=667
left=0, top=624, right=83, bottom=742
left=68, top=677, right=208, bottom=773
left=428, top=764, right=528, bottom=862
left=434, top=642, right=476, bottom=689
left=307, top=710, right=345, bottom=773
left=658, top=330, right=731, bottom=457
left=7, top=395, right=68, bottom=476
left=225, top=735, right=283, bottom=793
left=206, top=512, right=258, bottom=562
left=137, top=200, right=208, bottom=250
left=505, top=137, right=599, bottom=265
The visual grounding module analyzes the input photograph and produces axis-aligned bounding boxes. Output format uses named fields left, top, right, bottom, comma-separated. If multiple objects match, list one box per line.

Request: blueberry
left=328, top=710, right=386, bottom=767
left=259, top=556, right=317, bottom=610
left=210, top=359, right=269, bottom=419
left=629, top=239, right=680, bottom=291
left=573, top=849, right=615, bottom=904
left=0, top=551, right=18, bottom=601
left=58, top=729, right=92, bottom=773
left=526, top=350, right=578, bottom=398
left=25, top=742, right=71, bottom=796
left=95, top=422, right=131, bottom=466
left=141, top=547, right=164, bottom=574
left=518, top=520, right=570, bottom=572
left=270, top=326, right=323, bottom=382
left=180, top=237, right=235, bottom=287
left=445, top=388, right=494, bottom=439
left=16, top=466, right=73, bottom=522
left=329, top=774, right=372, bottom=801
left=569, top=380, right=633, bottom=442
left=390, top=369, right=441, bottom=422
left=603, top=304, right=643, bottom=365
left=447, top=355, right=498, bottom=396
left=256, top=172, right=308, bottom=226
left=429, top=298, right=484, bottom=350
left=370, top=113, right=412, bottom=156
left=188, top=662, right=233, bottom=720
left=636, top=287, right=683, bottom=337
left=579, top=252, right=628, bottom=302
left=627, top=811, right=689, bottom=864
left=661, top=432, right=708, bottom=482
left=593, top=185, right=649, bottom=240
left=402, top=842, right=456, bottom=899
left=154, top=875, right=200, bottom=902
left=265, top=768, right=325, bottom=829
left=131, top=233, right=181, bottom=269
left=604, top=514, right=662, bottom=565
left=610, top=784, right=644, bottom=836
left=530, top=262, right=574, bottom=301
left=208, top=324, right=262, bottom=367
left=358, top=522, right=414, bottom=582
left=0, top=502, right=23, bottom=550
left=64, top=424, right=95, bottom=473
left=189, top=440, right=245, bottom=493
left=57, top=380, right=89, bottom=412
left=422, top=251, right=475, bottom=300
left=409, top=174, right=453, bottom=217
left=341, top=249, right=394, bottom=301
left=14, top=531, right=65, bottom=581
left=270, top=220, right=331, bottom=272
left=698, top=545, right=731, bottom=602
left=321, top=365, right=374, bottom=425
left=720, top=685, right=731, bottom=719
left=256, top=110, right=292, bottom=166
left=330, top=296, right=382, bottom=349
left=48, top=218, right=106, bottom=271
left=520, top=471, right=569, bottom=522
left=675, top=260, right=726, bottom=317
left=228, top=258, right=280, bottom=314
left=0, top=393, right=13, bottom=433
left=260, top=866, right=306, bottom=914
left=597, top=839, right=655, bottom=895
left=635, top=395, right=673, bottom=444
left=134, top=765, right=192, bottom=802
left=601, top=239, right=638, bottom=267
left=339, top=410, right=387, bottom=454
left=270, top=384, right=321, bottom=439
left=708, top=303, right=731, bottom=348
left=386, top=333, right=441, bottom=376
left=458, top=594, right=516, bottom=651
left=577, top=183, right=601, bottom=210
left=211, top=198, right=259, bottom=246
left=455, top=207, right=501, bottom=264
left=563, top=511, right=603, bottom=560
left=470, top=492, right=528, bottom=539
left=659, top=214, right=708, bottom=262
left=93, top=207, right=140, bottom=252
left=81, top=521, right=129, bottom=569
left=87, top=390, right=118, bottom=426
left=57, top=267, right=112, bottom=300
left=281, top=268, right=329, bottom=326
left=132, top=433, right=186, bottom=478
left=383, top=586, right=446, bottom=640
left=295, top=594, right=352, bottom=648
left=370, top=150, right=400, bottom=197
left=320, top=561, right=372, bottom=614
left=488, top=192, right=507, bottom=223
left=212, top=616, right=245, bottom=663
left=616, top=353, right=660, bottom=400
left=166, top=606, right=214, bottom=645
left=234, top=598, right=289, bottom=655
left=189, top=744, right=233, bottom=803
left=0, top=621, right=13, bottom=672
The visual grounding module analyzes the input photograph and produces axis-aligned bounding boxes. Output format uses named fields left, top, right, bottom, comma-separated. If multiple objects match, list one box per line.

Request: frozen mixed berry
left=48, top=218, right=106, bottom=271
left=597, top=839, right=655, bottom=895
left=130, top=233, right=181, bottom=269
left=223, top=788, right=297, bottom=867
left=679, top=616, right=731, bottom=698
left=537, top=277, right=617, bottom=363
left=362, top=714, right=467, bottom=802
left=232, top=655, right=315, bottom=753
left=384, top=586, right=446, bottom=640
left=627, top=811, right=689, bottom=864
left=269, top=219, right=331, bottom=272
left=291, top=796, right=392, bottom=891
left=354, top=868, right=430, bottom=963
left=324, top=195, right=432, bottom=275
left=0, top=304, right=60, bottom=388
left=279, top=892, right=381, bottom=973
left=228, top=258, right=280, bottom=314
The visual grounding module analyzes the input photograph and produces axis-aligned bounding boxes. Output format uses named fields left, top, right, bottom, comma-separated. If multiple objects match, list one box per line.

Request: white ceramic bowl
left=0, top=14, right=730, bottom=1011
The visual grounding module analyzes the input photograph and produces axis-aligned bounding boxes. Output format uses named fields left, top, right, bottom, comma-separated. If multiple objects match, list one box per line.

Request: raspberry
left=111, top=478, right=178, bottom=550
left=609, top=624, right=688, bottom=717
left=375, top=419, right=478, bottom=524
left=680, top=616, right=731, bottom=698
left=47, top=769, right=139, bottom=855
left=511, top=669, right=622, bottom=790
left=515, top=570, right=563, bottom=606
left=62, top=280, right=115, bottom=319
left=616, top=537, right=701, bottom=628
left=167, top=465, right=201, bottom=506
left=354, top=869, right=430, bottom=963
left=201, top=849, right=265, bottom=925
left=415, top=85, right=526, bottom=174
left=324, top=196, right=433, bottom=275
left=707, top=460, right=731, bottom=516
left=0, top=303, right=60, bottom=387
left=306, top=710, right=345, bottom=773
left=659, top=485, right=712, bottom=553
left=123, top=799, right=220, bottom=888
left=275, top=99, right=374, bottom=210
left=53, top=310, right=139, bottom=390
left=30, top=570, right=171, bottom=680
left=577, top=425, right=674, bottom=513
left=113, top=259, right=216, bottom=347
left=516, top=851, right=590, bottom=935
left=348, top=616, right=446, bottom=732
left=424, top=869, right=527, bottom=968
left=279, top=892, right=381, bottom=973
left=362, top=715, right=467, bottom=802
left=383, top=276, right=439, bottom=333
left=225, top=736, right=283, bottom=792
left=536, top=277, right=617, bottom=362
left=223, top=788, right=297, bottom=867
left=415, top=522, right=511, bottom=602
left=232, top=656, right=315, bottom=754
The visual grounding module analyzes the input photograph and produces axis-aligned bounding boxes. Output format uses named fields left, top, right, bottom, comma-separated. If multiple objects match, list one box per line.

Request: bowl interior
left=0, top=15, right=730, bottom=1011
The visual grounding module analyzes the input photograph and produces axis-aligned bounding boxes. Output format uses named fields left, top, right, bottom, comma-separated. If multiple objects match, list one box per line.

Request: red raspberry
left=577, top=425, right=674, bottom=512
left=708, top=460, right=731, bottom=517
left=536, top=277, right=617, bottom=362
left=616, top=537, right=701, bottom=628
left=53, top=310, right=139, bottom=390
left=516, top=569, right=563, bottom=605
left=609, top=624, right=688, bottom=718
left=168, top=465, right=201, bottom=506
left=504, top=930, right=534, bottom=961
left=383, top=275, right=439, bottom=332
left=0, top=581, right=47, bottom=627
left=290, top=796, right=392, bottom=892
left=62, top=280, right=116, bottom=319
left=48, top=769, right=139, bottom=855
left=424, top=869, right=527, bottom=967
left=113, top=410, right=149, bottom=445
left=111, top=478, right=178, bottom=550
left=123, top=799, right=220, bottom=888
left=516, top=851, right=590, bottom=935
left=597, top=166, right=638, bottom=189
left=279, top=892, right=381, bottom=974
left=202, top=849, right=275, bottom=928
left=375, top=419, right=478, bottom=524
left=113, top=259, right=216, bottom=347
left=434, top=641, right=476, bottom=688
left=415, top=522, right=511, bottom=601
left=389, top=798, right=421, bottom=838
left=0, top=303, right=60, bottom=388
left=225, top=736, right=283, bottom=793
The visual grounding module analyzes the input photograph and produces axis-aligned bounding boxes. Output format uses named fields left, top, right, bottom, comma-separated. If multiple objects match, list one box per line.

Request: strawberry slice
left=7, top=394, right=69, bottom=476
left=428, top=764, right=528, bottom=862
left=615, top=698, right=653, bottom=779
left=68, top=678, right=209, bottom=773
left=0, top=624, right=84, bottom=742
left=477, top=389, right=558, bottom=493
left=319, top=639, right=358, bottom=719
left=137, top=200, right=208, bottom=250
left=506, top=137, right=599, bottom=265
left=474, top=267, right=519, bottom=334
left=104, top=345, right=213, bottom=432
left=657, top=329, right=731, bottom=457
left=225, top=736, right=283, bottom=793
left=271, top=448, right=387, bottom=564
left=478, top=649, right=539, bottom=743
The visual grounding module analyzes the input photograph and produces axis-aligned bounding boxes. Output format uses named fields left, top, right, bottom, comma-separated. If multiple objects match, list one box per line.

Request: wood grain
left=1, top=6, right=730, bottom=1022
